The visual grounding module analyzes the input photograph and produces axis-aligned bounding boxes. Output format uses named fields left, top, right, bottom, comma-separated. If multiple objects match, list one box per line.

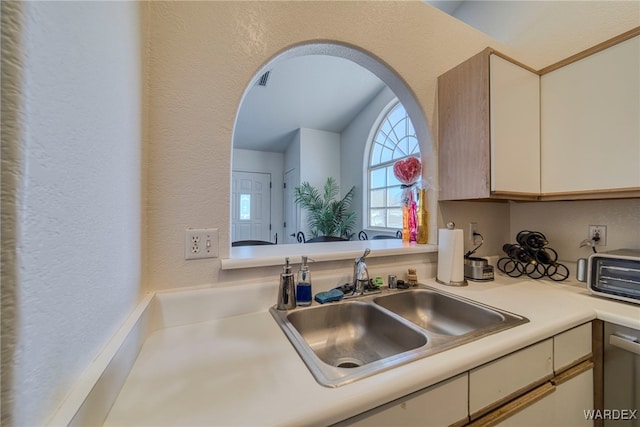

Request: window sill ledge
left=222, top=240, right=437, bottom=270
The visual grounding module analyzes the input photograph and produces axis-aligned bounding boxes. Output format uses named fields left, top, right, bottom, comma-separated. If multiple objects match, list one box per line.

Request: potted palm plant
left=295, top=177, right=356, bottom=239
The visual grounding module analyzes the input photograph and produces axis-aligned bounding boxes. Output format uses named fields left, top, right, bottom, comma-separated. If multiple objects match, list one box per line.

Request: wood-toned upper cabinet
left=540, top=34, right=640, bottom=196
left=438, top=49, right=540, bottom=201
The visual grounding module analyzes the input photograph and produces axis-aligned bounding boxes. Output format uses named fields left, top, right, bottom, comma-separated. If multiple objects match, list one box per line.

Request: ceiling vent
left=256, top=70, right=271, bottom=87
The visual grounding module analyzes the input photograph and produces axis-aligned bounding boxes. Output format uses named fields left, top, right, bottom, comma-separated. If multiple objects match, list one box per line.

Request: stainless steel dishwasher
left=604, top=322, right=640, bottom=426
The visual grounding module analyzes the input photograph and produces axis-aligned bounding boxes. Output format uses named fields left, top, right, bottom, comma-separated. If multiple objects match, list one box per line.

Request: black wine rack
left=497, top=230, right=569, bottom=281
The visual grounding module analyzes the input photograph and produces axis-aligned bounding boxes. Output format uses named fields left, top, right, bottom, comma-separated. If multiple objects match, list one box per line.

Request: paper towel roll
left=437, top=227, right=468, bottom=286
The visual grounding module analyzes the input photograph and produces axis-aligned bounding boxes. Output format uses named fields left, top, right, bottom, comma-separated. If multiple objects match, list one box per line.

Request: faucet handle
left=356, top=248, right=371, bottom=264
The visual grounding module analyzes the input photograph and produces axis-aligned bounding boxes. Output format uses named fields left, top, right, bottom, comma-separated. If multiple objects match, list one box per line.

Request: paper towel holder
left=435, top=221, right=468, bottom=287
left=436, top=277, right=469, bottom=287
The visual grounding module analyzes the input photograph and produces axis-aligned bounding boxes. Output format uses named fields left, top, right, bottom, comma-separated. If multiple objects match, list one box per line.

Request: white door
left=283, top=169, right=299, bottom=244
left=231, top=171, right=272, bottom=243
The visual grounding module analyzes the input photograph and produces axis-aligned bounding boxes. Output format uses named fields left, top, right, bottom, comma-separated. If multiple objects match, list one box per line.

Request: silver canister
left=388, top=274, right=397, bottom=289
left=576, top=258, right=587, bottom=282
left=464, top=257, right=494, bottom=282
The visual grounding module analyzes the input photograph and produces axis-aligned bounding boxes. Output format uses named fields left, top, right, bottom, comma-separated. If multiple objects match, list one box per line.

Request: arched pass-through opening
left=228, top=42, right=436, bottom=263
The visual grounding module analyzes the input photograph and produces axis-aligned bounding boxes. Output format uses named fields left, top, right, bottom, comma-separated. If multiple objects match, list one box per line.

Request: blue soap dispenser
left=296, top=256, right=313, bottom=306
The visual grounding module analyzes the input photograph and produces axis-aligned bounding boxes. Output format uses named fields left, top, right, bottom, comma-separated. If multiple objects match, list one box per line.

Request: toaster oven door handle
left=609, top=334, right=640, bottom=356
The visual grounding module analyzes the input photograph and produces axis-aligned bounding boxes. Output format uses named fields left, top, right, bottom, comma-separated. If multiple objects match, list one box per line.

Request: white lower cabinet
left=339, top=322, right=594, bottom=427
left=469, top=339, right=554, bottom=418
left=551, top=365, right=594, bottom=427
left=341, top=374, right=468, bottom=427
left=554, top=322, right=592, bottom=373
left=470, top=322, right=594, bottom=427
left=474, top=363, right=594, bottom=427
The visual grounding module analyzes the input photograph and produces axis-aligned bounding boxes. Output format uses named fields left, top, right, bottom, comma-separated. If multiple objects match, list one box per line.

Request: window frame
left=365, top=100, right=420, bottom=232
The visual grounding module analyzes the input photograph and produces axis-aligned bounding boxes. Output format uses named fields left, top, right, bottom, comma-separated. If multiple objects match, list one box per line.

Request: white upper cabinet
left=490, top=54, right=541, bottom=194
left=439, top=30, right=640, bottom=202
left=438, top=49, right=540, bottom=201
left=541, top=35, right=640, bottom=195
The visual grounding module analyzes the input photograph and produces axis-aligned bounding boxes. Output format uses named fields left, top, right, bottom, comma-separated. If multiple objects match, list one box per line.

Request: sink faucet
left=352, top=248, right=371, bottom=296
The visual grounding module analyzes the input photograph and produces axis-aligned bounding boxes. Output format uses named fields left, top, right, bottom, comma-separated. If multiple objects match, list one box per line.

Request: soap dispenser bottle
left=296, top=256, right=313, bottom=306
left=276, top=257, right=296, bottom=310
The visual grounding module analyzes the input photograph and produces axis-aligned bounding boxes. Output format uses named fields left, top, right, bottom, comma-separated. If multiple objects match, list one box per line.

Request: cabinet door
left=551, top=366, right=594, bottom=427
left=541, top=35, right=640, bottom=194
left=490, top=54, right=540, bottom=194
left=497, top=365, right=594, bottom=427
left=554, top=322, right=592, bottom=373
left=469, top=339, right=553, bottom=419
left=341, top=374, right=468, bottom=427
left=438, top=49, right=540, bottom=200
left=471, top=363, right=594, bottom=427
left=438, top=50, right=491, bottom=200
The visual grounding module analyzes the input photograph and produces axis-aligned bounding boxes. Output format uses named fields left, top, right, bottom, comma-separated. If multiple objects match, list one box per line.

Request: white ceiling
left=233, top=55, right=386, bottom=153
left=425, top=0, right=465, bottom=15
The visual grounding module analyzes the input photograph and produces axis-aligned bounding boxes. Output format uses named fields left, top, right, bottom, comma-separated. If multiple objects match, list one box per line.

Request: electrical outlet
left=588, top=225, right=607, bottom=246
left=185, top=228, right=219, bottom=260
left=469, top=222, right=480, bottom=244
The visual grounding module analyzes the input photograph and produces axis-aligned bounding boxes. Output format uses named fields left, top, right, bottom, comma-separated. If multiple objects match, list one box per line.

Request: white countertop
left=104, top=276, right=640, bottom=427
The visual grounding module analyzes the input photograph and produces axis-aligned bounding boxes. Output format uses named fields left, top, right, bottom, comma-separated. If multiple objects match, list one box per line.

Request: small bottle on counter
left=276, top=257, right=296, bottom=311
left=416, top=188, right=429, bottom=244
left=296, top=256, right=313, bottom=306
left=407, top=268, right=418, bottom=286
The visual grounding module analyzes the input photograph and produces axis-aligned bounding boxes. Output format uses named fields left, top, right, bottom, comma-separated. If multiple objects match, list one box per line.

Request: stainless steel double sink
left=270, top=284, right=528, bottom=387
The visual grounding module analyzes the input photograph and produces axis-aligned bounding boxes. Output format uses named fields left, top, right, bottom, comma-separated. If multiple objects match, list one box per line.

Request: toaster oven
left=584, top=249, right=640, bottom=304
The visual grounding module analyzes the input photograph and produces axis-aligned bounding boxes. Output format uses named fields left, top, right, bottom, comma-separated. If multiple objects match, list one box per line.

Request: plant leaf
left=294, top=178, right=357, bottom=238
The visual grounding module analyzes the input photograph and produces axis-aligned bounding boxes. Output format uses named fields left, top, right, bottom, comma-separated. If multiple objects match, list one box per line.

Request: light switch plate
left=185, top=228, right=219, bottom=259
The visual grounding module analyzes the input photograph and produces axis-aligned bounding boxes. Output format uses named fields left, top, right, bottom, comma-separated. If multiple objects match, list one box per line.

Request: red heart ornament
left=393, top=157, right=422, bottom=185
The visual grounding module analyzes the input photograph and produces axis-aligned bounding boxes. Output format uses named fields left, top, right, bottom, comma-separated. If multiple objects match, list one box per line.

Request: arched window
left=367, top=102, right=420, bottom=230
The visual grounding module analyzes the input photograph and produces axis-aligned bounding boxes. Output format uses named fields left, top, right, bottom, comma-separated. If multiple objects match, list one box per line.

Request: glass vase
left=402, top=185, right=417, bottom=242
left=417, top=188, right=428, bottom=244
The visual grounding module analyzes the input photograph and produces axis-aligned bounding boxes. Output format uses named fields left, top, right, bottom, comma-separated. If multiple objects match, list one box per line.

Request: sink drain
left=334, top=357, right=364, bottom=368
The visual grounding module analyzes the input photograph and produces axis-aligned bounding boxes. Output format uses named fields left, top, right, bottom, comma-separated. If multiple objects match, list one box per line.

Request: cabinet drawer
left=342, top=374, right=468, bottom=427
left=469, top=339, right=553, bottom=418
left=554, top=322, right=592, bottom=373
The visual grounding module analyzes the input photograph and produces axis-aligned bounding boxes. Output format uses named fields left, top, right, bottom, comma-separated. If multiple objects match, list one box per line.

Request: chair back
left=232, top=240, right=274, bottom=247
left=305, top=236, right=350, bottom=243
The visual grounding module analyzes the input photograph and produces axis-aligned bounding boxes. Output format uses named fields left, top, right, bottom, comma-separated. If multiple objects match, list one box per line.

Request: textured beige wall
left=145, top=1, right=639, bottom=291
left=510, top=199, right=640, bottom=262
left=438, top=201, right=512, bottom=258
left=3, top=2, right=143, bottom=425
left=439, top=199, right=640, bottom=265
left=145, top=1, right=506, bottom=290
